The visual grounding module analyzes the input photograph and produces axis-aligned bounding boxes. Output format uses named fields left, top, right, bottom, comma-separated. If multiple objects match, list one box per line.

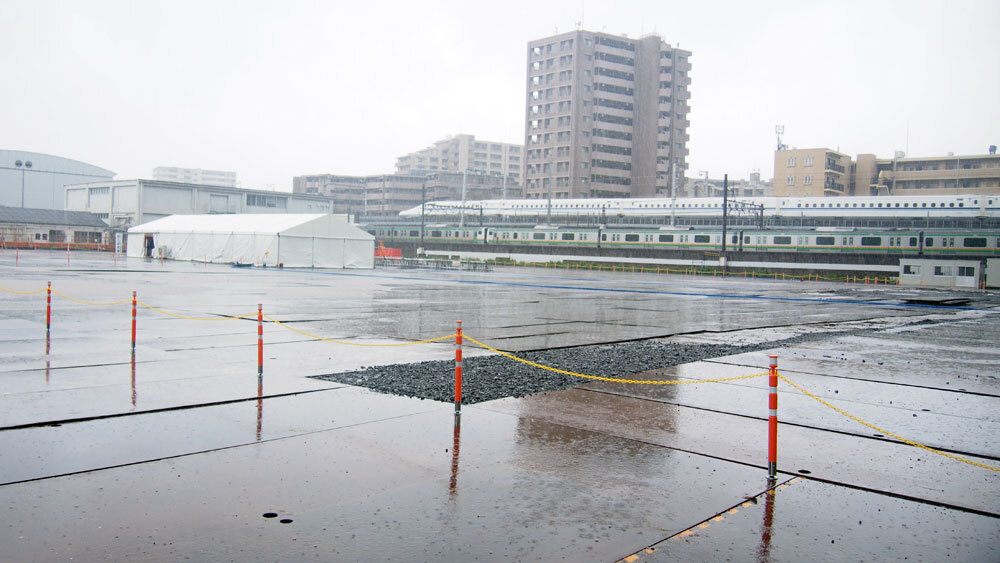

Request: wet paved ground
left=1, top=250, right=998, bottom=561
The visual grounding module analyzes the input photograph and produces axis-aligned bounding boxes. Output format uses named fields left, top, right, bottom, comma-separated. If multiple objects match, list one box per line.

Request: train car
left=365, top=224, right=1000, bottom=257
left=400, top=195, right=1000, bottom=221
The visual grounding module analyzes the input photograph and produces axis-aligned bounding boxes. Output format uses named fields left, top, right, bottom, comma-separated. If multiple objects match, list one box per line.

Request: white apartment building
left=153, top=166, right=238, bottom=187
left=395, top=134, right=523, bottom=183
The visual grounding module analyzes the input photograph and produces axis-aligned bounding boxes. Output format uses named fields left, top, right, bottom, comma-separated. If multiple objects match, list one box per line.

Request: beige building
left=872, top=153, right=1000, bottom=195
left=773, top=148, right=851, bottom=197
left=395, top=134, right=522, bottom=183
left=523, top=30, right=691, bottom=200
left=775, top=148, right=1000, bottom=197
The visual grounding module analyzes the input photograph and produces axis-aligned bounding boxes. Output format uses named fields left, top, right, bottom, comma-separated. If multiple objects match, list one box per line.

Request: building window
left=804, top=156, right=814, bottom=166
left=247, top=194, right=287, bottom=209
left=804, top=175, right=812, bottom=185
left=786, top=176, right=794, bottom=185
left=787, top=157, right=796, bottom=166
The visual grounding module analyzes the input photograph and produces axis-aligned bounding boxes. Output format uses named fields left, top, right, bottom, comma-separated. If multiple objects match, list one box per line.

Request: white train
left=399, top=195, right=1000, bottom=220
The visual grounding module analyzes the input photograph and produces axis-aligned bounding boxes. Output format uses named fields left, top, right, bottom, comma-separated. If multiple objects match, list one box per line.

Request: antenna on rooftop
left=775, top=125, right=788, bottom=151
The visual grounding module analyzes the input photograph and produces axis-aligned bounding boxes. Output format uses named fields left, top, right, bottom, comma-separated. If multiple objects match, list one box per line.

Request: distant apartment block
left=775, top=148, right=1000, bottom=197
left=395, top=134, right=523, bottom=183
left=153, top=166, right=237, bottom=187
left=523, top=30, right=691, bottom=200
left=293, top=171, right=524, bottom=217
left=870, top=152, right=1000, bottom=195
left=774, top=149, right=852, bottom=197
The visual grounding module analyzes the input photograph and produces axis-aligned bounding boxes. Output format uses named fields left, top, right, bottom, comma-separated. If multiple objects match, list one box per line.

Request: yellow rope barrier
left=778, top=374, right=1000, bottom=472
left=263, top=314, right=456, bottom=347
left=465, top=335, right=768, bottom=385
left=137, top=301, right=258, bottom=321
left=52, top=290, right=132, bottom=307
left=0, top=284, right=47, bottom=295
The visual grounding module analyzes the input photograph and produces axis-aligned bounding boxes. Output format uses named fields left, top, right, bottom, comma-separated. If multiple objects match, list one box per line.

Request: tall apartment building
left=523, top=30, right=691, bottom=200
left=775, top=148, right=1000, bottom=197
left=153, top=166, right=237, bottom=187
left=395, top=134, right=523, bottom=183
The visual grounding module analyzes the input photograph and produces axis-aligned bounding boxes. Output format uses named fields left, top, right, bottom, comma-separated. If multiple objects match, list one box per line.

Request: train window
left=877, top=203, right=883, bottom=208
left=743, top=236, right=750, bottom=244
left=409, top=230, right=419, bottom=237
left=550, top=233, right=557, bottom=240
left=909, top=237, right=917, bottom=246
left=815, top=236, right=835, bottom=245
left=895, top=203, right=900, bottom=207
left=958, top=266, right=976, bottom=277
left=533, top=233, right=545, bottom=240
left=601, top=234, right=606, bottom=241
left=861, top=237, right=882, bottom=246
left=925, top=238, right=934, bottom=247
left=431, top=230, right=442, bottom=237
left=773, top=236, right=792, bottom=245
left=731, top=235, right=738, bottom=244
left=931, top=203, right=936, bottom=207
left=694, top=235, right=710, bottom=243
left=658, top=234, right=674, bottom=242
left=835, top=203, right=841, bottom=208
left=513, top=232, right=518, bottom=239
left=561, top=233, right=575, bottom=241
left=949, top=203, right=955, bottom=207
left=625, top=234, right=640, bottom=242
left=922, top=203, right=927, bottom=207
left=959, top=203, right=964, bottom=207
left=853, top=203, right=858, bottom=207
left=948, top=238, right=955, bottom=247
left=860, top=203, right=866, bottom=207
left=964, top=237, right=987, bottom=248
left=903, top=203, right=909, bottom=207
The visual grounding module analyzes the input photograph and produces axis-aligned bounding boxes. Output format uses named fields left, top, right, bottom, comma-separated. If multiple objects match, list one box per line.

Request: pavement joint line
left=704, top=359, right=1000, bottom=399
left=615, top=476, right=801, bottom=562
left=576, top=387, right=1000, bottom=463
left=0, top=405, right=445, bottom=488
left=287, top=267, right=1000, bottom=312
left=0, top=386, right=346, bottom=432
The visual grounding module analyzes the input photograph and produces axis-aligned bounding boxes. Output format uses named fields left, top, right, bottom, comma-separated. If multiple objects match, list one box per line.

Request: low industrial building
left=125, top=213, right=374, bottom=268
left=0, top=206, right=109, bottom=249
left=65, top=179, right=335, bottom=231
left=898, top=257, right=982, bottom=289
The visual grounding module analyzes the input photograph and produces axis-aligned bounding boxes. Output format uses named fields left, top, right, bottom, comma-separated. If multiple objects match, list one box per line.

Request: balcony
left=825, top=161, right=846, bottom=174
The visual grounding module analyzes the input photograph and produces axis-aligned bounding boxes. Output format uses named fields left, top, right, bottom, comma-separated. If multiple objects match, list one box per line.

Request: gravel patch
left=311, top=325, right=899, bottom=404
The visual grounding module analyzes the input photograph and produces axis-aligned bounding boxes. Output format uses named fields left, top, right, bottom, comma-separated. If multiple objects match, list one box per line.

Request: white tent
left=126, top=214, right=374, bottom=268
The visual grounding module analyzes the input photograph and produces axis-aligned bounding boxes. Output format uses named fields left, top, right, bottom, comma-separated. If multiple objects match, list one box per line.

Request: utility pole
left=420, top=183, right=426, bottom=249
left=547, top=147, right=553, bottom=224
left=671, top=161, right=677, bottom=226
left=460, top=170, right=467, bottom=227
left=721, top=174, right=728, bottom=273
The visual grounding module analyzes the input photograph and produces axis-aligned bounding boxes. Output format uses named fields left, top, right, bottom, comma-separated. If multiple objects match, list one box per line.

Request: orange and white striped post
left=130, top=291, right=137, bottom=355
left=454, top=320, right=463, bottom=414
left=768, top=354, right=779, bottom=480
left=257, top=304, right=264, bottom=386
left=46, top=281, right=51, bottom=333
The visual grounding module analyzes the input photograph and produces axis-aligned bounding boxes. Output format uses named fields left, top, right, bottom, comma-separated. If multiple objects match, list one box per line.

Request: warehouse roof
left=0, top=206, right=107, bottom=228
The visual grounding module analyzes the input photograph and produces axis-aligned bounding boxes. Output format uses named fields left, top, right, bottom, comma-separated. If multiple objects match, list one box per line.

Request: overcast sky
left=2, top=0, right=997, bottom=191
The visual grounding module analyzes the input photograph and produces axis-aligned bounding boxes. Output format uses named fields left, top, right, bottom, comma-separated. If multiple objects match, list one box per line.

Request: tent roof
left=127, top=214, right=373, bottom=240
